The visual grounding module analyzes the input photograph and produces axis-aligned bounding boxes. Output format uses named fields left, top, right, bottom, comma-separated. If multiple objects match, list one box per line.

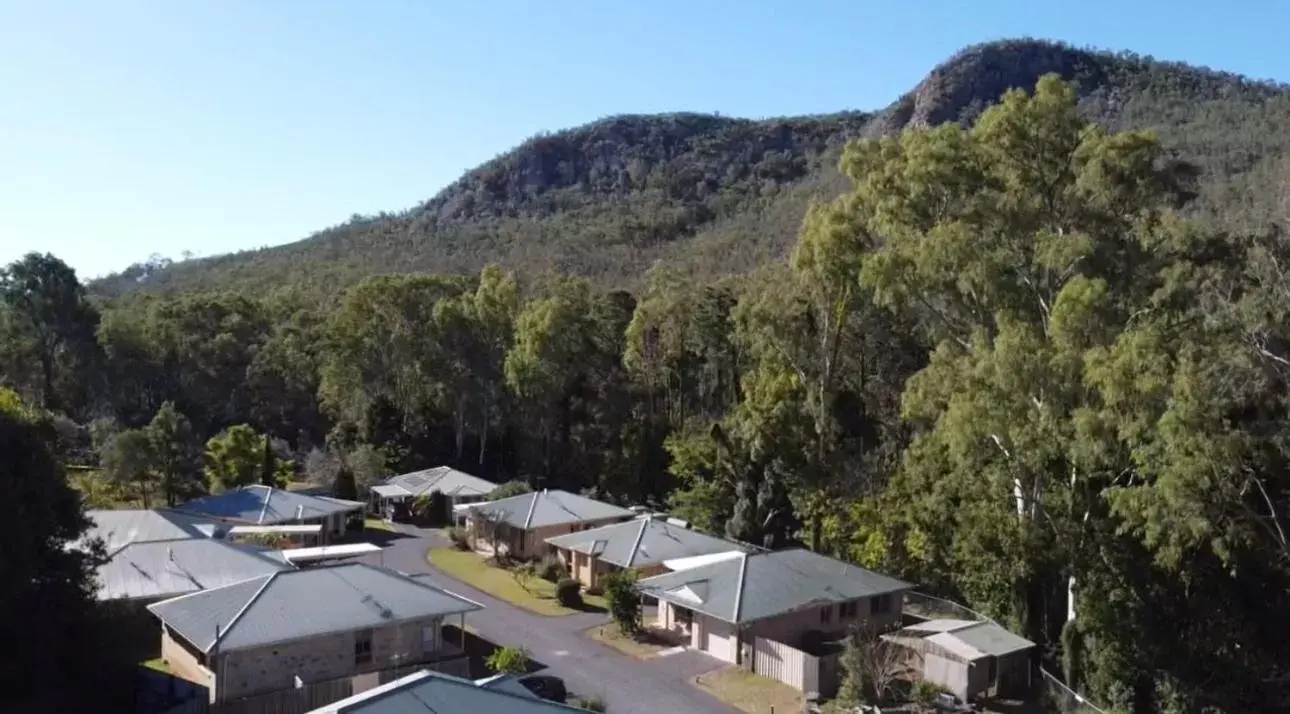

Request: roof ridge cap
left=732, top=551, right=750, bottom=622
left=523, top=491, right=541, bottom=529
left=625, top=517, right=651, bottom=568
left=209, top=571, right=279, bottom=653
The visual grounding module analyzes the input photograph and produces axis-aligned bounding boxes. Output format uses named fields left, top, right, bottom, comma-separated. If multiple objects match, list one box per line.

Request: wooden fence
left=750, top=637, right=841, bottom=699
left=158, top=657, right=471, bottom=714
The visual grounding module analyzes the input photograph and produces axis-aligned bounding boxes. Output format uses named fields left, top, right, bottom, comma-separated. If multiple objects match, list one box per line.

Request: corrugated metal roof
left=887, top=620, right=1035, bottom=661
left=636, top=548, right=913, bottom=624
left=148, top=563, right=482, bottom=653
left=467, top=490, right=633, bottom=530
left=308, top=669, right=586, bottom=714
left=380, top=467, right=499, bottom=499
left=473, top=674, right=541, bottom=699
left=281, top=543, right=383, bottom=563
left=662, top=550, right=745, bottom=571
left=175, top=485, right=362, bottom=524
left=942, top=621, right=1035, bottom=658
left=901, top=618, right=976, bottom=633
left=372, top=484, right=412, bottom=498
left=545, top=517, right=746, bottom=568
left=82, top=509, right=225, bottom=552
left=96, top=538, right=291, bottom=601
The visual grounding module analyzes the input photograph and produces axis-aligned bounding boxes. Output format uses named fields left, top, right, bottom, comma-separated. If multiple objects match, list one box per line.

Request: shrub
left=576, top=695, right=606, bottom=712
left=511, top=561, right=538, bottom=593
left=538, top=554, right=567, bottom=582
left=485, top=645, right=530, bottom=675
left=486, top=480, right=533, bottom=501
left=912, top=680, right=946, bottom=709
left=601, top=571, right=641, bottom=635
left=446, top=526, right=470, bottom=550
left=555, top=578, right=583, bottom=607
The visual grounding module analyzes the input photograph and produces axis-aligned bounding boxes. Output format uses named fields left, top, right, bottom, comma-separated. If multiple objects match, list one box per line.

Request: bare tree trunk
left=478, top=400, right=490, bottom=467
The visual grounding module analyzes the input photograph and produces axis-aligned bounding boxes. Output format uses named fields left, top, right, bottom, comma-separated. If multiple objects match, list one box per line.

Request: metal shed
left=883, top=619, right=1035, bottom=702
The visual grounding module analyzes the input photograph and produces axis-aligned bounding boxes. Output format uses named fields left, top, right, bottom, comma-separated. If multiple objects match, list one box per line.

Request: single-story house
left=462, top=489, right=635, bottom=560
left=80, top=508, right=226, bottom=552
left=544, top=514, right=748, bottom=591
left=175, top=485, right=364, bottom=542
left=370, top=467, right=498, bottom=521
left=95, top=537, right=293, bottom=603
left=637, top=548, right=914, bottom=666
left=307, top=669, right=587, bottom=713
left=882, top=619, right=1035, bottom=702
left=148, top=562, right=482, bottom=704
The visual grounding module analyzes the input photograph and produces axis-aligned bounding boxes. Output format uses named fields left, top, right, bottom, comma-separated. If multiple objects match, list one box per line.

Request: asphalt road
left=360, top=524, right=740, bottom=714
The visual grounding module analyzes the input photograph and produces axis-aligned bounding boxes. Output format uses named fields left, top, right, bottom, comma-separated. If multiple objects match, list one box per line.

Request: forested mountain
left=90, top=38, right=1290, bottom=299
left=7, top=38, right=1290, bottom=714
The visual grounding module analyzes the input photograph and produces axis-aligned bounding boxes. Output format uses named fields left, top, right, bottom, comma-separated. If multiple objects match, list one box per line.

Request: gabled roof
left=544, top=516, right=747, bottom=569
left=148, top=563, right=482, bottom=653
left=636, top=548, right=913, bottom=625
left=308, top=669, right=585, bottom=714
left=175, top=485, right=362, bottom=525
left=82, top=509, right=225, bottom=552
left=885, top=619, right=1035, bottom=661
left=372, top=467, right=498, bottom=500
left=96, top=538, right=291, bottom=602
left=465, top=489, right=633, bottom=530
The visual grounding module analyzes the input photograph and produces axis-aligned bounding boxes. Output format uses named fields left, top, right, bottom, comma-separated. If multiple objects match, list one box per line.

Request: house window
left=354, top=629, right=373, bottom=665
left=820, top=605, right=833, bottom=624
left=840, top=600, right=859, bottom=618
left=870, top=593, right=893, bottom=615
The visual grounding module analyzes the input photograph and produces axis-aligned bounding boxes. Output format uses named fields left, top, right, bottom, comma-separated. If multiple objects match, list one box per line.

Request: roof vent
left=167, top=547, right=175, bottom=562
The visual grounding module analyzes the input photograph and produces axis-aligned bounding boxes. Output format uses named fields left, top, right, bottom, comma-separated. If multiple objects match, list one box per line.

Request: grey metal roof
left=96, top=538, right=291, bottom=601
left=82, top=509, right=226, bottom=552
left=636, top=548, right=914, bottom=624
left=309, top=669, right=585, bottom=714
left=544, top=517, right=747, bottom=568
left=939, top=621, right=1035, bottom=658
left=175, top=485, right=363, bottom=524
left=466, top=489, right=633, bottom=530
left=377, top=467, right=499, bottom=499
left=148, top=563, right=482, bottom=653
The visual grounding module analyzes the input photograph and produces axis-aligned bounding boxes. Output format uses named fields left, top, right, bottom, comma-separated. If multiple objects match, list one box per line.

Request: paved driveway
left=361, top=524, right=739, bottom=714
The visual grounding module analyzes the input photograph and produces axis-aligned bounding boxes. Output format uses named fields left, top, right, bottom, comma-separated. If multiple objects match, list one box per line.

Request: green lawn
left=364, top=517, right=396, bottom=532
left=142, top=658, right=171, bottom=674
left=585, top=623, right=678, bottom=659
left=694, top=668, right=802, bottom=714
left=427, top=547, right=607, bottom=617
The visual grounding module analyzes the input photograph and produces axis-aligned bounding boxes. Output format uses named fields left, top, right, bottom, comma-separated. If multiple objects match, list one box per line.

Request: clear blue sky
left=2, top=0, right=1287, bottom=279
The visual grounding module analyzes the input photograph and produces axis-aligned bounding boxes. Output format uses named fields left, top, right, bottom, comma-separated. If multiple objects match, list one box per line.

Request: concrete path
left=361, top=524, right=739, bottom=714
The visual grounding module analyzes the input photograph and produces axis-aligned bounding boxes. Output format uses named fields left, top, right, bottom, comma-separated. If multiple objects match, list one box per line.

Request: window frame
left=354, top=629, right=374, bottom=665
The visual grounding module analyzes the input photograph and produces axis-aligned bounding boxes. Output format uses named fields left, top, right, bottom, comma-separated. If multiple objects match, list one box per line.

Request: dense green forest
left=5, top=40, right=1290, bottom=714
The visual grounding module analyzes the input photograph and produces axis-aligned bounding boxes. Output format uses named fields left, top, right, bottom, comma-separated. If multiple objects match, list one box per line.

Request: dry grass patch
left=584, top=625, right=678, bottom=659
left=694, top=668, right=802, bottom=714
left=427, top=547, right=607, bottom=616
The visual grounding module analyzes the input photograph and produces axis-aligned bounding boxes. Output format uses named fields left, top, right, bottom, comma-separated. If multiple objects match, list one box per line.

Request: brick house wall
left=161, top=627, right=214, bottom=689
left=472, top=515, right=633, bottom=560
left=209, top=615, right=448, bottom=701
left=655, top=590, right=909, bottom=666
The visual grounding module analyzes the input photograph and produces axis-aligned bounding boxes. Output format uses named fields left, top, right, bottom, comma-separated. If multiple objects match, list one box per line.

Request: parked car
left=519, top=674, right=567, bottom=703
